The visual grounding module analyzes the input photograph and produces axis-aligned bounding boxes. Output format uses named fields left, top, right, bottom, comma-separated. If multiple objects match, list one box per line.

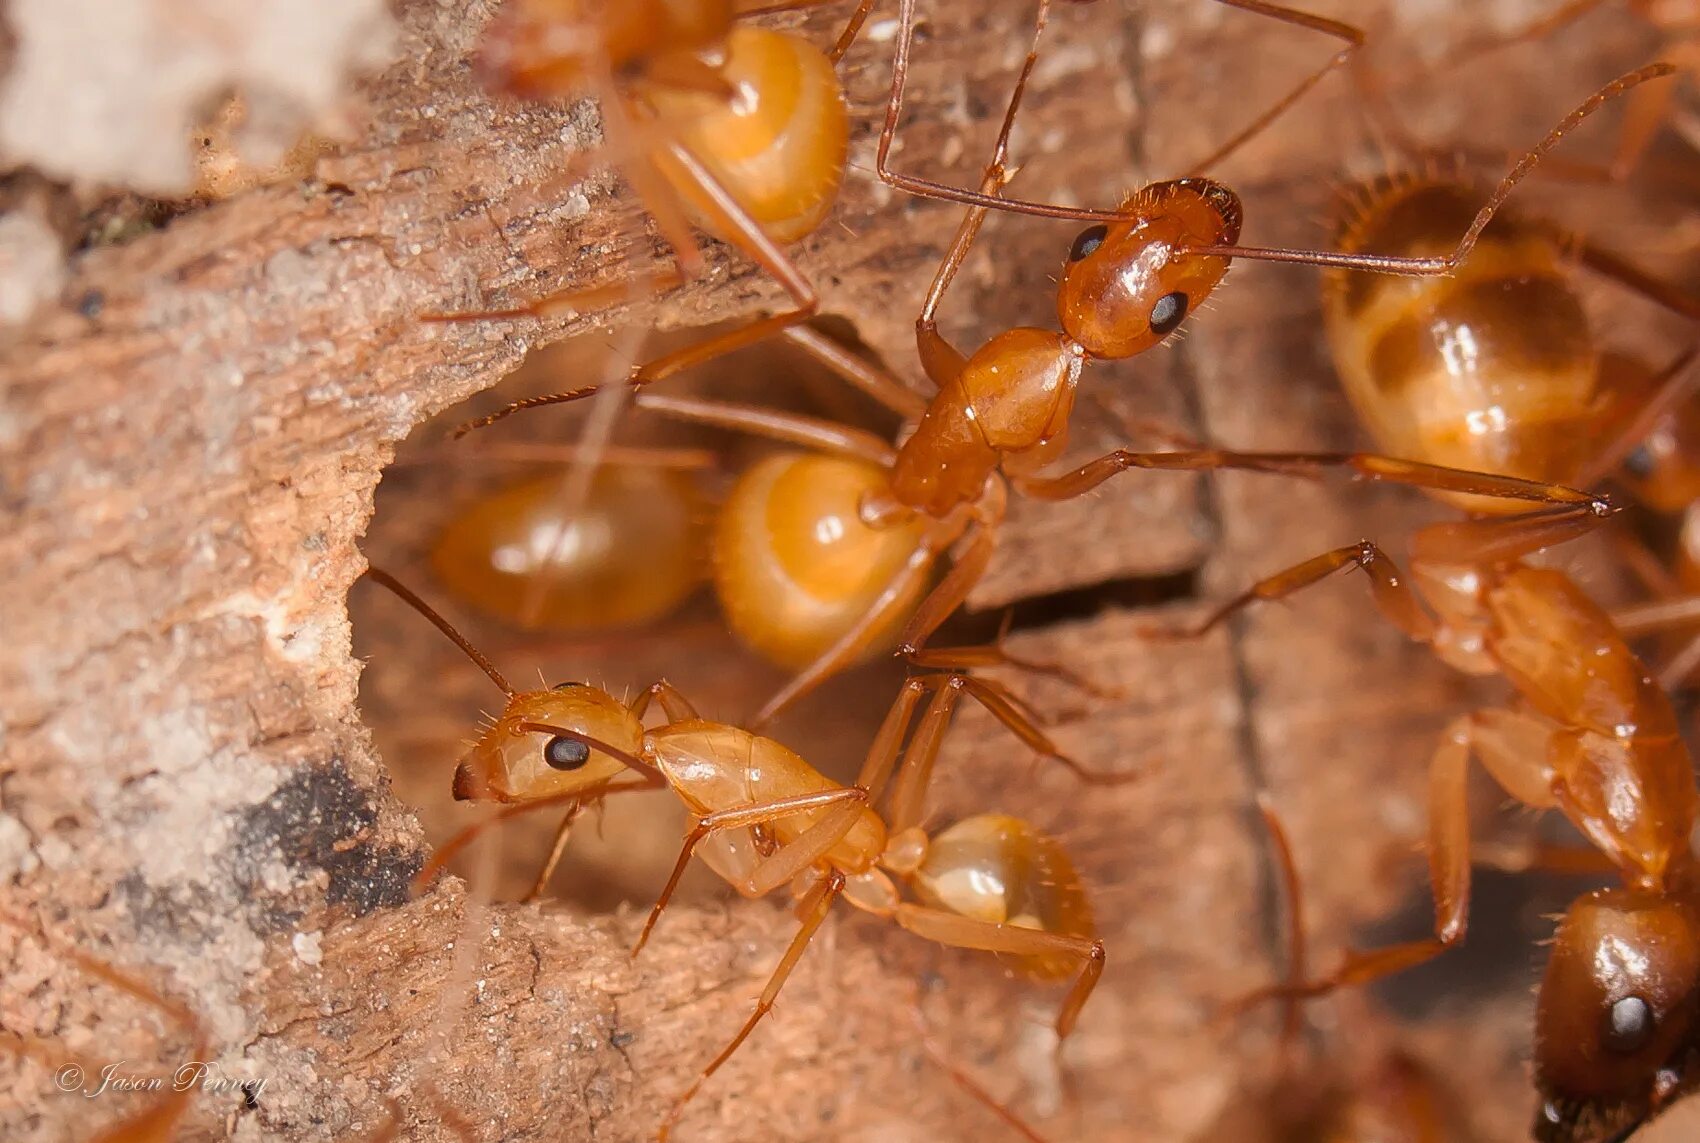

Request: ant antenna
left=365, top=567, right=515, bottom=696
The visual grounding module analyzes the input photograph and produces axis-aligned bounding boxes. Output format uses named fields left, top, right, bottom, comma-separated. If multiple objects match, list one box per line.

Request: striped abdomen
left=1323, top=180, right=1600, bottom=514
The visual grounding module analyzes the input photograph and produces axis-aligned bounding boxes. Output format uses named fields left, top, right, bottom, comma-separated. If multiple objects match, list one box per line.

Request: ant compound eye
left=1603, top=995, right=1655, bottom=1054
left=1149, top=292, right=1188, bottom=336
left=1068, top=224, right=1108, bottom=263
left=552, top=680, right=589, bottom=691
left=543, top=735, right=592, bottom=771
left=1622, top=445, right=1657, bottom=480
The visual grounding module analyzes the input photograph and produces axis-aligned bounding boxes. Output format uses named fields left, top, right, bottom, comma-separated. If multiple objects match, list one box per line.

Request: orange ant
left=361, top=566, right=1114, bottom=1139
left=1144, top=491, right=1700, bottom=1140
left=459, top=16, right=1651, bottom=722
left=429, top=0, right=887, bottom=384
left=426, top=443, right=716, bottom=632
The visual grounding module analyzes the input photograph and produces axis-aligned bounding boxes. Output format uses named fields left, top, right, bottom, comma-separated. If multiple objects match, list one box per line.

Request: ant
left=428, top=0, right=885, bottom=385
left=361, top=566, right=1114, bottom=1139
left=425, top=442, right=716, bottom=632
left=458, top=4, right=1650, bottom=723
left=1144, top=494, right=1700, bottom=1141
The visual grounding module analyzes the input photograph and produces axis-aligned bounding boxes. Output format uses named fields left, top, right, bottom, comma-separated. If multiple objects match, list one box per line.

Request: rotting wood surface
left=0, top=1, right=1690, bottom=1141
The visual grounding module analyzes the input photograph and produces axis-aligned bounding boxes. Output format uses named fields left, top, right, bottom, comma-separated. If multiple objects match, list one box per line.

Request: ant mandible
left=362, top=567, right=1113, bottom=1139
left=1149, top=499, right=1700, bottom=1143
left=459, top=4, right=1644, bottom=722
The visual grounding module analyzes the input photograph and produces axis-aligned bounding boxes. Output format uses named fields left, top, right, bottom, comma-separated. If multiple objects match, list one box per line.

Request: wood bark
left=0, top=1, right=1686, bottom=1141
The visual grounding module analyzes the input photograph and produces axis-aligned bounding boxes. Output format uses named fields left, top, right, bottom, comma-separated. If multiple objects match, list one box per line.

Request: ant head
left=453, top=683, right=647, bottom=802
left=1056, top=178, right=1241, bottom=360
left=1533, top=888, right=1700, bottom=1142
left=476, top=0, right=734, bottom=98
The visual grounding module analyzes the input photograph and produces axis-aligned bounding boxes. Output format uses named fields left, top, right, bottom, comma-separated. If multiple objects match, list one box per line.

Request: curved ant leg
left=1182, top=1, right=1363, bottom=176
left=779, top=325, right=930, bottom=419
left=1010, top=447, right=1613, bottom=512
left=1143, top=541, right=1437, bottom=643
left=415, top=781, right=663, bottom=892
left=880, top=672, right=1134, bottom=834
left=426, top=91, right=704, bottom=323
left=877, top=0, right=1361, bottom=216
left=893, top=904, right=1105, bottom=1038
left=896, top=508, right=999, bottom=653
left=657, top=870, right=845, bottom=1142
left=909, top=999, right=1051, bottom=1143
left=633, top=787, right=868, bottom=954
left=1577, top=345, right=1700, bottom=486
left=750, top=514, right=965, bottom=727
left=634, top=392, right=898, bottom=465
left=906, top=610, right=1120, bottom=699
left=1147, top=508, right=1609, bottom=642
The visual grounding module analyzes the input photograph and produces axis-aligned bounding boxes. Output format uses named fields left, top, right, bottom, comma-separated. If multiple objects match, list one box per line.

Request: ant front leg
left=657, top=869, right=846, bottom=1141
left=1010, top=445, right=1613, bottom=513
left=1264, top=707, right=1560, bottom=1002
left=632, top=787, right=870, bottom=954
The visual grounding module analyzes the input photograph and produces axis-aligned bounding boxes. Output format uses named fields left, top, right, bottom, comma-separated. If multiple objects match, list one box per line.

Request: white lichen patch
left=0, top=0, right=397, bottom=193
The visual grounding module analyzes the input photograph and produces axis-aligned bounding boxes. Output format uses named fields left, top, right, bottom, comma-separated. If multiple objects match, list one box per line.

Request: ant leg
left=907, top=611, right=1120, bottom=699
left=1578, top=346, right=1700, bottom=486
left=610, top=140, right=821, bottom=387
left=751, top=514, right=964, bottom=726
left=778, top=325, right=929, bottom=419
left=628, top=679, right=701, bottom=722
left=827, top=0, right=879, bottom=63
left=1407, top=503, right=1611, bottom=564
left=1472, top=838, right=1621, bottom=878
left=1256, top=709, right=1561, bottom=1002
left=415, top=781, right=662, bottom=893
left=523, top=803, right=588, bottom=902
left=633, top=392, right=897, bottom=465
left=909, top=999, right=1052, bottom=1143
left=1614, top=595, right=1700, bottom=638
left=1185, top=1, right=1363, bottom=176
left=1143, top=541, right=1437, bottom=644
left=906, top=0, right=1038, bottom=386
left=897, top=512, right=997, bottom=653
left=1010, top=446, right=1611, bottom=512
left=893, top=904, right=1105, bottom=1038
left=632, top=787, right=868, bottom=954
left=657, top=870, right=845, bottom=1142
left=426, top=93, right=705, bottom=323
left=952, top=675, right=1140, bottom=785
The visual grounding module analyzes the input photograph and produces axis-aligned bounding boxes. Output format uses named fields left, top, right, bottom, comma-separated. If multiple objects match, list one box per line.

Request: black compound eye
left=543, top=735, right=591, bottom=771
left=1149, top=292, right=1188, bottom=336
left=552, top=680, right=589, bottom=691
left=1603, top=995, right=1655, bottom=1054
left=1622, top=445, right=1657, bottom=480
left=1068, top=224, right=1108, bottom=263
